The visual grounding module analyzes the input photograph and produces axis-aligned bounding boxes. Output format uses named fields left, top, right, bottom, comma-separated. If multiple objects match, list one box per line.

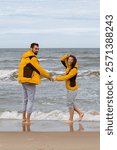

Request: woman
left=53, top=54, right=84, bottom=124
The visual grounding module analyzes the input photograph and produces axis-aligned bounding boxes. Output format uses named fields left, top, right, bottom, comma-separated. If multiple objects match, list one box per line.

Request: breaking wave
left=0, top=110, right=100, bottom=121
left=0, top=69, right=100, bottom=81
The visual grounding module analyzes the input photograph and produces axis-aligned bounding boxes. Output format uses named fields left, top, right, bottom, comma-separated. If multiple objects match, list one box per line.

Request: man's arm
left=30, top=57, right=51, bottom=79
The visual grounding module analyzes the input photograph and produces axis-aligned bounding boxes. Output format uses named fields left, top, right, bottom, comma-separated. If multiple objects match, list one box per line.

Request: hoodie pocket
left=23, top=63, right=33, bottom=78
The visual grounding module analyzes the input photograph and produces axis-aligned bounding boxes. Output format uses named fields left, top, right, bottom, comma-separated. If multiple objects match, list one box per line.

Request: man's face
left=32, top=45, right=39, bottom=55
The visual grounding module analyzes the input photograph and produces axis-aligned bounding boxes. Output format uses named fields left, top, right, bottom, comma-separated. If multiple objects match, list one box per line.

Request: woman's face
left=68, top=57, right=74, bottom=66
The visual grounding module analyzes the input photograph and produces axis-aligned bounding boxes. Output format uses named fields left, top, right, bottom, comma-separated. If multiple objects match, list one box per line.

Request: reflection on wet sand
left=68, top=123, right=84, bottom=132
left=22, top=123, right=31, bottom=132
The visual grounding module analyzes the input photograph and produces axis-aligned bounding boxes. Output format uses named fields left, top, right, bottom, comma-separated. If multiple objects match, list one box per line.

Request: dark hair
left=68, top=55, right=77, bottom=68
left=30, top=43, right=39, bottom=48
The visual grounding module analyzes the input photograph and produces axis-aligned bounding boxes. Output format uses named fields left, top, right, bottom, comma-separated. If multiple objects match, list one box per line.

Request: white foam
left=0, top=69, right=17, bottom=81
left=38, top=58, right=58, bottom=61
left=0, top=69, right=64, bottom=81
left=45, top=69, right=64, bottom=75
left=0, top=111, right=21, bottom=119
left=38, top=58, right=47, bottom=61
left=78, top=70, right=100, bottom=78
left=0, top=110, right=100, bottom=121
left=0, top=68, right=100, bottom=81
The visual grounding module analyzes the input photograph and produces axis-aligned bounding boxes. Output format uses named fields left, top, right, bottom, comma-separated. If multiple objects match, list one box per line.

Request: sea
left=0, top=48, right=100, bottom=122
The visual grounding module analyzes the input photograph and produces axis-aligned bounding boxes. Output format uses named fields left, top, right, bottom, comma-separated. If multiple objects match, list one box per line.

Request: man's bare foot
left=22, top=118, right=26, bottom=124
left=22, top=112, right=26, bottom=123
left=27, top=124, right=31, bottom=131
left=79, top=113, right=84, bottom=121
left=65, top=120, right=73, bottom=124
left=22, top=124, right=26, bottom=131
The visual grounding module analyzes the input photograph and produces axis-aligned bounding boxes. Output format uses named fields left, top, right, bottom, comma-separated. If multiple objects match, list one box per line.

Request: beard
left=34, top=51, right=38, bottom=55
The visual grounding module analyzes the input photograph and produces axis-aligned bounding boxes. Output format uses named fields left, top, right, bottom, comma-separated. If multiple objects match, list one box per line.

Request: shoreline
left=0, top=119, right=99, bottom=132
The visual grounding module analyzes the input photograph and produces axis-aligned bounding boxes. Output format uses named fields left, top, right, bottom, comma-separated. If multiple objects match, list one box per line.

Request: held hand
left=48, top=75, right=56, bottom=81
left=49, top=77, right=55, bottom=81
left=51, top=77, right=54, bottom=81
left=52, top=77, right=56, bottom=81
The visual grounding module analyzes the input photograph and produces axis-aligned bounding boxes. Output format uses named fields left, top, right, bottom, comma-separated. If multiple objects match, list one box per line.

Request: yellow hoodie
left=18, top=50, right=51, bottom=84
left=55, top=54, right=78, bottom=90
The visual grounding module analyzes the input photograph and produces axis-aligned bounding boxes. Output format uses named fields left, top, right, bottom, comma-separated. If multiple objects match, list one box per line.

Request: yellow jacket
left=55, top=54, right=78, bottom=90
left=18, top=50, right=51, bottom=84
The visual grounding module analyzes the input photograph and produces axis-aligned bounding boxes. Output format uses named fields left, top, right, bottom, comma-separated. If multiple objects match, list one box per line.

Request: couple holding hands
left=18, top=43, right=84, bottom=124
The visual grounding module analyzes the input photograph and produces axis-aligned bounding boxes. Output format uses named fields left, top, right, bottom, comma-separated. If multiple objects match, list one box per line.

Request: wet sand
left=0, top=119, right=99, bottom=150
left=0, top=132, right=99, bottom=150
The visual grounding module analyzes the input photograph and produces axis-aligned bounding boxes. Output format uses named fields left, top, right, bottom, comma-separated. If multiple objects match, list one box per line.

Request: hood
left=22, top=49, right=35, bottom=58
left=74, top=62, right=78, bottom=69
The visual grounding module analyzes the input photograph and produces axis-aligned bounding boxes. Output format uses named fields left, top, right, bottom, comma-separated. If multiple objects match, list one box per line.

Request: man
left=18, top=43, right=52, bottom=124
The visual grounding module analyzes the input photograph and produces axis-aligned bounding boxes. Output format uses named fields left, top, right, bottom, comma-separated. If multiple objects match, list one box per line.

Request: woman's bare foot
left=65, top=120, right=73, bottom=124
left=78, top=123, right=84, bottom=132
left=79, top=112, right=84, bottom=121
left=25, top=119, right=31, bottom=124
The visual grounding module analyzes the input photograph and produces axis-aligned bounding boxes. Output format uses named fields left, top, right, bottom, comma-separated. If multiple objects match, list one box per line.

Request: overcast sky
left=0, top=0, right=99, bottom=48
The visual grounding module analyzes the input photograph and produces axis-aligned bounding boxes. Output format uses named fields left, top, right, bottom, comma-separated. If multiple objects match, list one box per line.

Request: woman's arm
left=55, top=68, right=77, bottom=81
left=60, top=54, right=69, bottom=68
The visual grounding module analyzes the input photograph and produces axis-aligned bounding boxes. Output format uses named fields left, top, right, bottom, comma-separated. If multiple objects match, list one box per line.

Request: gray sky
left=0, top=0, right=100, bottom=48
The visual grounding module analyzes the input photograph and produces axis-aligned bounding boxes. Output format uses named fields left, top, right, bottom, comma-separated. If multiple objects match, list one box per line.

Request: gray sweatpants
left=22, top=84, right=36, bottom=114
left=67, top=90, right=78, bottom=110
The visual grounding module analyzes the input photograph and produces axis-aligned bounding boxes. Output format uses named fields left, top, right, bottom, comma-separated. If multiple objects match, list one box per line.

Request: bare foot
left=22, top=124, right=26, bottom=132
left=78, top=123, right=84, bottom=132
left=79, top=113, right=84, bottom=121
left=65, top=120, right=73, bottom=124
left=25, top=119, right=31, bottom=124
left=27, top=124, right=31, bottom=132
left=22, top=119, right=26, bottom=124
